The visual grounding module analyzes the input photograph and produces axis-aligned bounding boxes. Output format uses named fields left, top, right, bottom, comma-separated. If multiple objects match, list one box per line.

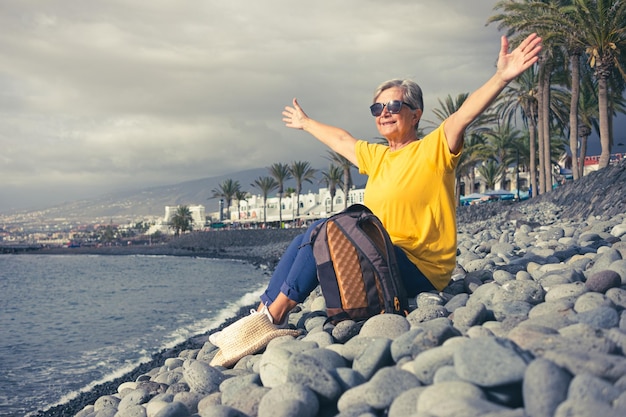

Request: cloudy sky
left=0, top=0, right=610, bottom=213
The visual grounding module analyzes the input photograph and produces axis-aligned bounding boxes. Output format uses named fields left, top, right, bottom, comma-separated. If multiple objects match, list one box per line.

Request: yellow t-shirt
left=355, top=124, right=460, bottom=291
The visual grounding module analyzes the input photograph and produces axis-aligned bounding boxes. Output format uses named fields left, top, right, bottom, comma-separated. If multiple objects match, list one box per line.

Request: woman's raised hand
left=497, top=33, right=542, bottom=83
left=283, top=98, right=309, bottom=130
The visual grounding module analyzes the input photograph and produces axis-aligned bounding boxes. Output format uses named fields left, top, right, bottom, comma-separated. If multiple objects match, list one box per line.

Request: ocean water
left=0, top=254, right=269, bottom=417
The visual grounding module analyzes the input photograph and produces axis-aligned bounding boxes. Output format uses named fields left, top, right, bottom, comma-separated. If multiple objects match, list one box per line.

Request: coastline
left=30, top=228, right=303, bottom=417
left=26, top=160, right=626, bottom=416
left=32, top=304, right=256, bottom=417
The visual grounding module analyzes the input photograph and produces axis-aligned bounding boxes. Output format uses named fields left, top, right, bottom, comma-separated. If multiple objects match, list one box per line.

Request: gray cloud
left=0, top=0, right=532, bottom=211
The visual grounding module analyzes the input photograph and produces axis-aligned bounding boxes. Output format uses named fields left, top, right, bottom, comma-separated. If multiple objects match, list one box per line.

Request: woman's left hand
left=497, top=33, right=542, bottom=83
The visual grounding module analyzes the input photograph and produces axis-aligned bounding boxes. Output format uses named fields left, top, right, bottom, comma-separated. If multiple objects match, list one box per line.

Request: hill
left=13, top=166, right=366, bottom=223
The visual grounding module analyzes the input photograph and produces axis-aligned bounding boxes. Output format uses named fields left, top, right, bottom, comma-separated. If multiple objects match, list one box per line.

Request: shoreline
left=32, top=304, right=257, bottom=417
left=29, top=229, right=302, bottom=417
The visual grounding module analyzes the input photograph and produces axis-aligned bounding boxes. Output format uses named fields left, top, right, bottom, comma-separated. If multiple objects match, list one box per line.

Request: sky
left=0, top=0, right=619, bottom=213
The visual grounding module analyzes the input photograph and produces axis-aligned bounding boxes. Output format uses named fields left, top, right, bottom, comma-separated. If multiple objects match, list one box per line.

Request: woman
left=209, top=33, right=542, bottom=367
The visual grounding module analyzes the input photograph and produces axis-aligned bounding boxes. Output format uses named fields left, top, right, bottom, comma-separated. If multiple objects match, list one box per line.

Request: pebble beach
left=34, top=160, right=626, bottom=417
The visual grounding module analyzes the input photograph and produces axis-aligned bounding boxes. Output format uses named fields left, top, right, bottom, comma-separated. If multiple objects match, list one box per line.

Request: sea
left=0, top=254, right=270, bottom=417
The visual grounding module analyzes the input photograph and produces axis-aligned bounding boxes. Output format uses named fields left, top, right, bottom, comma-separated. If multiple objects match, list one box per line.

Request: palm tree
left=497, top=66, right=540, bottom=196
left=489, top=0, right=558, bottom=195
left=289, top=161, right=317, bottom=218
left=456, top=132, right=486, bottom=201
left=569, top=0, right=626, bottom=168
left=211, top=179, right=241, bottom=221
left=326, top=151, right=354, bottom=209
left=478, top=160, right=506, bottom=191
left=319, top=164, right=343, bottom=213
left=269, top=162, right=292, bottom=228
left=480, top=123, right=525, bottom=190
left=170, top=205, right=193, bottom=237
left=251, top=176, right=278, bottom=226
left=234, top=190, right=249, bottom=221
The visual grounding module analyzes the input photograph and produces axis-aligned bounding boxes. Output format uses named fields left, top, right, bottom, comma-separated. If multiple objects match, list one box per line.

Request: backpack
left=310, top=204, right=409, bottom=324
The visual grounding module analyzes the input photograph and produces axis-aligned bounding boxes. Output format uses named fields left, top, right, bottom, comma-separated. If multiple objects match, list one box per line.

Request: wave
left=29, top=282, right=267, bottom=416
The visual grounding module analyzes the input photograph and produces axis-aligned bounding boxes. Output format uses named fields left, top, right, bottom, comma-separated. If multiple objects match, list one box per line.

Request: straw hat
left=209, top=311, right=301, bottom=368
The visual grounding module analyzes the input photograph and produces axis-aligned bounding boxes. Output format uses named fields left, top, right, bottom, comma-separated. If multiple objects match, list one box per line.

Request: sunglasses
left=370, top=100, right=416, bottom=117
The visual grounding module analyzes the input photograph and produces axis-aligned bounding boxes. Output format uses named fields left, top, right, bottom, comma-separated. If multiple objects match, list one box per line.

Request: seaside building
left=219, top=188, right=364, bottom=227
left=155, top=152, right=623, bottom=229
left=147, top=204, right=207, bottom=235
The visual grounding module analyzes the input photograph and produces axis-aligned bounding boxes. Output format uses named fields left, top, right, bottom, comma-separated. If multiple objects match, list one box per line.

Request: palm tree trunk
left=278, top=194, right=283, bottom=228
left=542, top=68, right=552, bottom=192
left=579, top=134, right=589, bottom=178
left=537, top=77, right=546, bottom=195
left=529, top=115, right=538, bottom=198
left=295, top=185, right=301, bottom=217
left=597, top=76, right=611, bottom=168
left=263, top=198, right=267, bottom=226
left=569, top=54, right=581, bottom=181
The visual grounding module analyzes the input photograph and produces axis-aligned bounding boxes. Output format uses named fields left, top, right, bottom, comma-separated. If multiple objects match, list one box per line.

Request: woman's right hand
left=282, top=98, right=308, bottom=130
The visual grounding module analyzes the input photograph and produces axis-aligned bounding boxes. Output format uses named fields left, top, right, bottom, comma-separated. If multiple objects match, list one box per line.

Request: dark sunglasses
left=370, top=100, right=416, bottom=117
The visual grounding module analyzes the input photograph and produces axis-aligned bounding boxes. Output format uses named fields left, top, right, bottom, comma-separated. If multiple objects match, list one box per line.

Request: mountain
left=18, top=167, right=367, bottom=223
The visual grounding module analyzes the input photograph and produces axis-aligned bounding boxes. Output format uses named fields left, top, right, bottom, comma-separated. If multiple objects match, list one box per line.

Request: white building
left=147, top=204, right=207, bottom=235
left=209, top=186, right=366, bottom=227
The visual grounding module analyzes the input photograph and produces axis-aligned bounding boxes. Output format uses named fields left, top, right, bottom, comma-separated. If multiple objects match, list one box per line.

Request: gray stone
left=115, top=404, right=147, bottom=417
left=257, top=383, right=319, bottom=417
left=182, top=360, right=225, bottom=395
left=389, top=328, right=424, bottom=362
left=218, top=373, right=260, bottom=405
left=542, top=350, right=626, bottom=382
left=567, top=373, right=623, bottom=404
left=577, top=306, right=620, bottom=329
left=492, top=300, right=532, bottom=322
left=606, top=287, right=626, bottom=309
left=417, top=381, right=510, bottom=416
left=286, top=353, right=342, bottom=403
left=523, top=358, right=572, bottom=417
left=554, top=399, right=623, bottom=417
left=94, top=395, right=120, bottom=411
left=415, top=291, right=445, bottom=307
left=258, top=346, right=291, bottom=388
left=359, top=313, right=410, bottom=339
left=411, top=318, right=461, bottom=354
left=173, top=392, right=204, bottom=414
left=574, top=292, right=614, bottom=312
left=153, top=401, right=190, bottom=417
left=452, top=302, right=490, bottom=333
left=118, top=389, right=151, bottom=411
left=331, top=367, right=366, bottom=392
left=412, top=344, right=456, bottom=384
left=545, top=281, right=588, bottom=302
left=406, top=304, right=449, bottom=325
left=352, top=337, right=393, bottom=380
left=454, top=337, right=533, bottom=387
left=331, top=320, right=361, bottom=344
left=221, top=384, right=268, bottom=417
left=197, top=405, right=248, bottom=417
left=387, top=387, right=425, bottom=417
left=337, top=367, right=420, bottom=412
left=443, top=293, right=469, bottom=313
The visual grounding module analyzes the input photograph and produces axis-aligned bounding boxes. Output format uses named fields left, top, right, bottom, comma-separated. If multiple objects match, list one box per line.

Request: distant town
left=0, top=154, right=617, bottom=251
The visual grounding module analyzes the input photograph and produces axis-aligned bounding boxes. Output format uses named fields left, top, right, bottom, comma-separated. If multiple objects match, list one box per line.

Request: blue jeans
left=260, top=220, right=436, bottom=305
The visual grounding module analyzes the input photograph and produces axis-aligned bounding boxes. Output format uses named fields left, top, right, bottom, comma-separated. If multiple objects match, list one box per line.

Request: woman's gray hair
left=372, top=79, right=423, bottom=131
left=372, top=79, right=423, bottom=111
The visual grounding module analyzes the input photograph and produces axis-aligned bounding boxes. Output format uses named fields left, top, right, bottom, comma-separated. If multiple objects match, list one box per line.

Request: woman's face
left=373, top=87, right=421, bottom=142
